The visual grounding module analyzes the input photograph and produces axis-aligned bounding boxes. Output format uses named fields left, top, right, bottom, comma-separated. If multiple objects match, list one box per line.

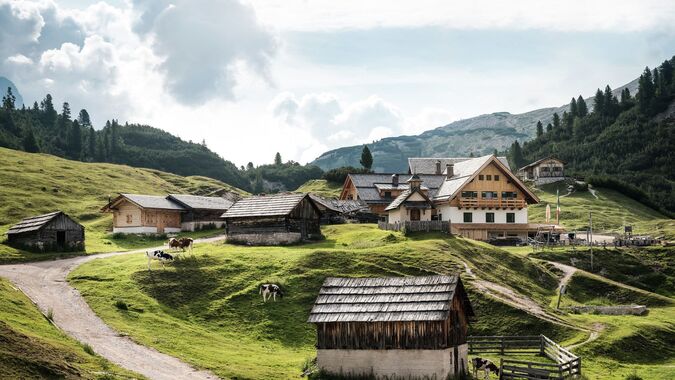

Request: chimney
left=435, top=160, right=441, bottom=175
left=391, top=174, right=399, bottom=187
left=446, top=164, right=454, bottom=179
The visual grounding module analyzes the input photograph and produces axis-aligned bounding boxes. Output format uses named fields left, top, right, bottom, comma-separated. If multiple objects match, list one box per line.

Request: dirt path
left=0, top=236, right=226, bottom=380
left=549, top=261, right=576, bottom=292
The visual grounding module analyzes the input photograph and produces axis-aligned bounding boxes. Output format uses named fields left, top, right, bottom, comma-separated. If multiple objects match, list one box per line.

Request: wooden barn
left=6, top=211, right=85, bottom=252
left=222, top=193, right=322, bottom=245
left=101, top=193, right=184, bottom=234
left=308, top=275, right=474, bottom=379
left=167, top=193, right=238, bottom=231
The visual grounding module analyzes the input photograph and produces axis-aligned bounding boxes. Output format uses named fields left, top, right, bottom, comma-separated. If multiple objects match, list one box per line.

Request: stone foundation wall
left=226, top=232, right=303, bottom=246
left=317, top=345, right=469, bottom=379
left=568, top=305, right=647, bottom=316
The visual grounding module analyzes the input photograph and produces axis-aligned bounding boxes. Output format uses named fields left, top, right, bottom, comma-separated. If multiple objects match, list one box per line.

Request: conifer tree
left=87, top=126, right=96, bottom=160
left=22, top=127, right=39, bottom=153
left=274, top=152, right=282, bottom=165
left=552, top=113, right=561, bottom=129
left=637, top=67, right=655, bottom=114
left=546, top=123, right=553, bottom=133
left=576, top=96, right=588, bottom=117
left=40, top=94, right=57, bottom=128
left=570, top=98, right=578, bottom=117
left=67, top=120, right=82, bottom=159
left=2, top=87, right=16, bottom=111
left=593, top=89, right=605, bottom=115
left=510, top=140, right=525, bottom=169
left=360, top=145, right=373, bottom=170
left=536, top=120, right=544, bottom=137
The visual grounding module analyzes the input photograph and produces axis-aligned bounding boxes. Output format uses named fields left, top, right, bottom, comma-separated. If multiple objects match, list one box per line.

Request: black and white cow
left=471, top=357, right=500, bottom=380
left=146, top=250, right=173, bottom=270
left=259, top=284, right=283, bottom=302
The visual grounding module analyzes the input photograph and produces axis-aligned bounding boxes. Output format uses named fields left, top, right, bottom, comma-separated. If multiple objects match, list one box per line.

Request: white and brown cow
left=146, top=250, right=173, bottom=270
left=472, top=357, right=500, bottom=380
left=259, top=284, right=283, bottom=302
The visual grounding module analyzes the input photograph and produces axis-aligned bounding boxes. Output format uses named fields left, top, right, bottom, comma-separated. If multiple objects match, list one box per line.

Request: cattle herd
left=144, top=237, right=194, bottom=270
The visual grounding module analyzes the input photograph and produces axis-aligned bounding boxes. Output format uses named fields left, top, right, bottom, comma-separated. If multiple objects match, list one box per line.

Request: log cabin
left=6, top=211, right=84, bottom=252
left=517, top=156, right=566, bottom=185
left=308, top=275, right=474, bottom=379
left=167, top=193, right=238, bottom=231
left=221, top=193, right=322, bottom=245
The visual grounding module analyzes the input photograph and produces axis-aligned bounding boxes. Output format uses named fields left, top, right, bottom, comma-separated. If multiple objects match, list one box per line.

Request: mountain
left=0, top=77, right=23, bottom=107
left=310, top=78, right=640, bottom=172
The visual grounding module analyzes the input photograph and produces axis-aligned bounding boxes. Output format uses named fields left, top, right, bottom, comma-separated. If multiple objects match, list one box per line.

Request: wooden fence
left=377, top=220, right=450, bottom=235
left=468, top=335, right=581, bottom=379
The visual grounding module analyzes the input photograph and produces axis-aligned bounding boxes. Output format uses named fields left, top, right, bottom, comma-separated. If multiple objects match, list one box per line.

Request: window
left=486, top=212, right=495, bottom=223
left=541, top=167, right=550, bottom=172
left=482, top=191, right=498, bottom=199
left=506, top=213, right=515, bottom=223
left=461, top=191, right=478, bottom=198
left=553, top=167, right=562, bottom=172
left=502, top=192, right=517, bottom=199
left=463, top=212, right=473, bottom=223
left=486, top=174, right=492, bottom=180
left=126, top=214, right=133, bottom=224
left=494, top=175, right=500, bottom=181
left=384, top=191, right=392, bottom=198
left=478, top=175, right=484, bottom=180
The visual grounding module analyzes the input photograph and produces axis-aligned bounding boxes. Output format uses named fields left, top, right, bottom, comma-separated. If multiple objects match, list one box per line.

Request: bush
left=114, top=299, right=128, bottom=311
left=625, top=372, right=643, bottom=380
left=82, top=343, right=96, bottom=355
left=46, top=308, right=54, bottom=321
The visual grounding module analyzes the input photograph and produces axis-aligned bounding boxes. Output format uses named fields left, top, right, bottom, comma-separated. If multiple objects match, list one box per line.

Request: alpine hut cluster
left=222, top=192, right=322, bottom=245
left=308, top=275, right=474, bottom=379
left=6, top=211, right=85, bottom=251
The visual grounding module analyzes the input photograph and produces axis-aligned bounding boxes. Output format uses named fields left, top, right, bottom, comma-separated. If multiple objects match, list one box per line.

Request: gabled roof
left=409, top=157, right=510, bottom=174
left=7, top=211, right=81, bottom=235
left=518, top=156, right=566, bottom=171
left=102, top=194, right=185, bottom=212
left=307, top=275, right=473, bottom=323
left=434, top=155, right=539, bottom=203
left=344, top=174, right=446, bottom=204
left=222, top=193, right=316, bottom=218
left=309, top=195, right=369, bottom=214
left=385, top=189, right=434, bottom=211
left=167, top=194, right=236, bottom=211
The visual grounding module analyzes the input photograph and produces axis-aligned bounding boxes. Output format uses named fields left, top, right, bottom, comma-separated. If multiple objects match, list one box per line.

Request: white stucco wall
left=438, top=206, right=528, bottom=224
left=386, top=193, right=432, bottom=223
left=317, top=345, right=469, bottom=379
left=112, top=226, right=158, bottom=234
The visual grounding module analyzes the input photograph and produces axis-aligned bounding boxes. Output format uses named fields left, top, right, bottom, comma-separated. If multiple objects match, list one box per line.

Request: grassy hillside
left=529, top=182, right=675, bottom=239
left=0, top=148, right=244, bottom=263
left=295, top=179, right=342, bottom=198
left=0, top=278, right=141, bottom=379
left=70, top=225, right=578, bottom=379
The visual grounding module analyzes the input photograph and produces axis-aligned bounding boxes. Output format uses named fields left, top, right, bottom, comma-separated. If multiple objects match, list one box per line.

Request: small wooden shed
left=308, top=275, right=474, bottom=379
left=222, top=193, right=322, bottom=245
left=101, top=193, right=184, bottom=234
left=6, top=211, right=85, bottom=252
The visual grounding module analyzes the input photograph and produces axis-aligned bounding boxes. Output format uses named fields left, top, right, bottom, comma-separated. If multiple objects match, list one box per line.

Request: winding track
left=0, top=236, right=226, bottom=380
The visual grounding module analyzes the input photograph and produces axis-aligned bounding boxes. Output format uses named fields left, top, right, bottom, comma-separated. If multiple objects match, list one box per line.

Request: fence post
left=500, top=337, right=505, bottom=355
left=499, top=358, right=503, bottom=380
left=539, top=334, right=545, bottom=356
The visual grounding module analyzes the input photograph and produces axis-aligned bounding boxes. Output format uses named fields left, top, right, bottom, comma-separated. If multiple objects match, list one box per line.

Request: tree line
left=507, top=56, right=675, bottom=216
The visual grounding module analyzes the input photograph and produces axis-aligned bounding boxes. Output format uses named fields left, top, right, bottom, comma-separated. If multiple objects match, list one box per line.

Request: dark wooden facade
left=309, top=275, right=473, bottom=350
left=7, top=211, right=85, bottom=252
left=223, top=193, right=322, bottom=242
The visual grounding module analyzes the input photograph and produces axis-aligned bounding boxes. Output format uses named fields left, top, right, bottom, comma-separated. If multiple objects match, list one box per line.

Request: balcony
left=459, top=197, right=526, bottom=209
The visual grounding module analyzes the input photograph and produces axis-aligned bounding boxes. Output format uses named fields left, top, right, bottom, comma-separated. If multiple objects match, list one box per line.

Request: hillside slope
left=0, top=148, right=244, bottom=263
left=310, top=78, right=639, bottom=172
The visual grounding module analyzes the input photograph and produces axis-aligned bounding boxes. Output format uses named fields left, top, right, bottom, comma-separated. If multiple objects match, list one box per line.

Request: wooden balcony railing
left=459, top=198, right=526, bottom=209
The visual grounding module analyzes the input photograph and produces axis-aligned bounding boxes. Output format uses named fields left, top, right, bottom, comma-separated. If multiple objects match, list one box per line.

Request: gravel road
left=0, top=237, right=226, bottom=380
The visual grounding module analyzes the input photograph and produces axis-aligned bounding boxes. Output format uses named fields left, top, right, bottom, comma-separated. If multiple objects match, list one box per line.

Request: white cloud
left=252, top=0, right=675, bottom=32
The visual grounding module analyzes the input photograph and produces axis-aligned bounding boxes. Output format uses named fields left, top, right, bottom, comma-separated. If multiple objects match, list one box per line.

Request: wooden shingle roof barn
left=309, top=275, right=473, bottom=323
left=7, top=211, right=84, bottom=252
left=222, top=193, right=313, bottom=218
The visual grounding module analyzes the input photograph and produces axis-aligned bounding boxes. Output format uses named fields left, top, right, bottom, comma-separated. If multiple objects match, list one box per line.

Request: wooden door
left=157, top=216, right=165, bottom=233
left=410, top=209, right=421, bottom=221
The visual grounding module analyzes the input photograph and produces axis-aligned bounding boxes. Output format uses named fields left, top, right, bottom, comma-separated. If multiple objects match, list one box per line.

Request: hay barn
left=222, top=193, right=321, bottom=245
left=6, top=211, right=84, bottom=252
left=308, top=275, right=474, bottom=379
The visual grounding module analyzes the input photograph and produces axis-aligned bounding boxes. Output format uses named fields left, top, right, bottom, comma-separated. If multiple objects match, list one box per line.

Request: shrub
left=114, top=299, right=128, bottom=311
left=82, top=343, right=96, bottom=356
left=625, top=372, right=643, bottom=380
left=46, top=308, right=54, bottom=321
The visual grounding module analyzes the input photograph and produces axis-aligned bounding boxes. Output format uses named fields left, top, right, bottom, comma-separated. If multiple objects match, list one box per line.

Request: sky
left=1, top=0, right=674, bottom=166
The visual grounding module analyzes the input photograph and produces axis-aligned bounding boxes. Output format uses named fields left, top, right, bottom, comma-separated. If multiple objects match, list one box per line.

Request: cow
left=146, top=250, right=173, bottom=270
left=178, top=237, right=194, bottom=253
left=167, top=238, right=181, bottom=251
left=259, top=284, right=283, bottom=302
left=471, top=357, right=500, bottom=380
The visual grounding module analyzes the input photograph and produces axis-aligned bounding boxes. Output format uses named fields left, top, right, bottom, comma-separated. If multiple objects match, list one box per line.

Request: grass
left=296, top=179, right=343, bottom=198
left=0, top=147, right=243, bottom=264
left=69, top=225, right=578, bottom=380
left=0, top=278, right=141, bottom=379
left=529, top=182, right=675, bottom=239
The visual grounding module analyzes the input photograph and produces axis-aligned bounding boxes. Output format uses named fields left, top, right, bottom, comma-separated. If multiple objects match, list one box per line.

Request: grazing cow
left=167, top=238, right=181, bottom=251
left=178, top=237, right=194, bottom=253
left=471, top=357, right=500, bottom=380
left=259, top=284, right=283, bottom=302
left=146, top=250, right=173, bottom=270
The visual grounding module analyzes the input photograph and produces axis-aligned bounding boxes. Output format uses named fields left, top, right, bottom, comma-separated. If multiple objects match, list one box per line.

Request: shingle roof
left=518, top=156, right=565, bottom=171
left=222, top=193, right=312, bottom=218
left=308, top=275, right=469, bottom=323
left=7, top=211, right=78, bottom=235
left=384, top=189, right=434, bottom=211
left=168, top=194, right=235, bottom=211
left=408, top=157, right=510, bottom=174
left=119, top=194, right=185, bottom=210
left=309, top=195, right=369, bottom=214
left=348, top=174, right=446, bottom=203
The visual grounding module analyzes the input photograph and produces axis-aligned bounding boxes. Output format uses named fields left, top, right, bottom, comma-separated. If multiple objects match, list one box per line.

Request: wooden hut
left=6, top=211, right=84, bottom=251
left=221, top=193, right=321, bottom=245
left=167, top=193, right=238, bottom=231
left=101, top=194, right=184, bottom=234
left=308, top=275, right=474, bottom=379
